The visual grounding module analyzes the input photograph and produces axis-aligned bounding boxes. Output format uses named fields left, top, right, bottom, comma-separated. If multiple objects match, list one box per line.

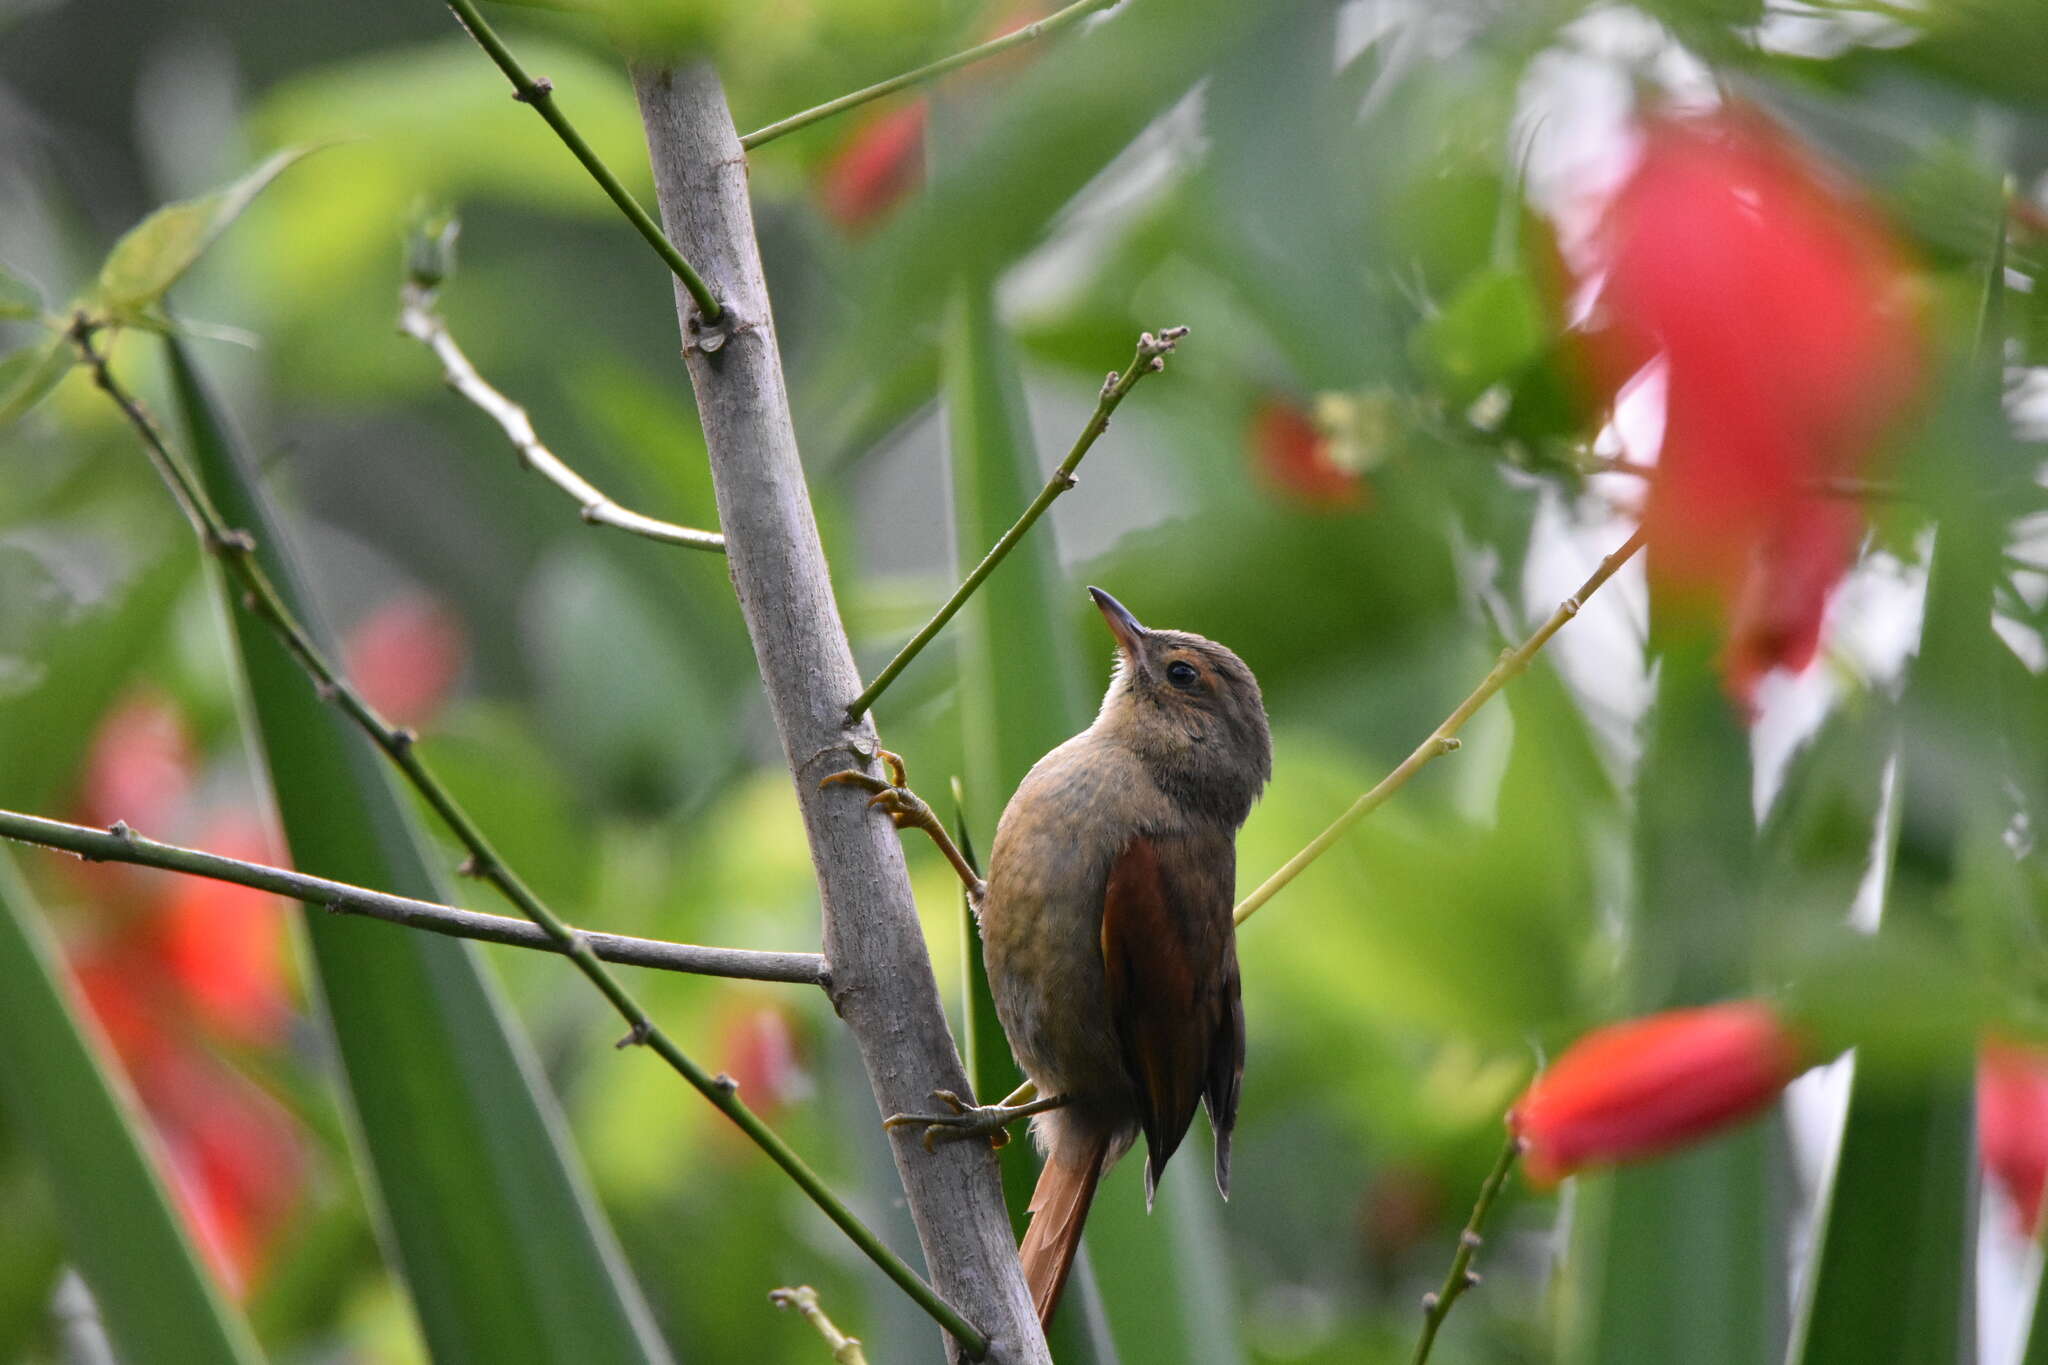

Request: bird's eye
left=1166, top=660, right=1200, bottom=688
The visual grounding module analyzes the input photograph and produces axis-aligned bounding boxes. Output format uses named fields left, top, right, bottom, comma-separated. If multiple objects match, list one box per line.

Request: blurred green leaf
left=95, top=148, right=316, bottom=319
left=0, top=266, right=43, bottom=321
left=0, top=853, right=266, bottom=1365
left=167, top=336, right=676, bottom=1365
left=0, top=338, right=72, bottom=432
left=1412, top=268, right=1546, bottom=410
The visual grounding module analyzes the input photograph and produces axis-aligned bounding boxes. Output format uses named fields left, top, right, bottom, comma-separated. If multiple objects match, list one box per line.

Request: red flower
left=153, top=815, right=291, bottom=1048
left=1578, top=107, right=1923, bottom=707
left=344, top=593, right=467, bottom=730
left=1979, top=1040, right=2048, bottom=1235
left=1247, top=398, right=1366, bottom=510
left=818, top=100, right=928, bottom=232
left=713, top=1000, right=808, bottom=1126
left=1509, top=1001, right=1811, bottom=1185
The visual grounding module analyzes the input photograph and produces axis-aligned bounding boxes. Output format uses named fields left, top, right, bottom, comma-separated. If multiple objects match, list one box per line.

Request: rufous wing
left=1100, top=831, right=1241, bottom=1206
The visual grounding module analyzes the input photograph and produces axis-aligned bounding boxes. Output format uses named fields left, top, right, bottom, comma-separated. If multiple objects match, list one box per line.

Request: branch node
left=712, top=1072, right=740, bottom=1094
left=1100, top=370, right=1120, bottom=398
left=107, top=820, right=136, bottom=842
left=1462, top=1271, right=1482, bottom=1289
left=313, top=679, right=340, bottom=704
left=1420, top=1292, right=1441, bottom=1313
left=1459, top=1230, right=1483, bottom=1250
left=1558, top=595, right=1582, bottom=618
left=512, top=76, right=553, bottom=103
left=1055, top=472, right=1078, bottom=490
left=389, top=727, right=419, bottom=753
left=1436, top=736, right=1462, bottom=755
left=208, top=527, right=257, bottom=555
left=458, top=853, right=486, bottom=878
left=323, top=900, right=345, bottom=915
left=615, top=1020, right=652, bottom=1050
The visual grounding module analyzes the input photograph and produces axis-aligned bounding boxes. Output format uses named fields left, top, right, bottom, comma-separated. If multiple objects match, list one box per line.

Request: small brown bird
left=980, top=586, right=1271, bottom=1330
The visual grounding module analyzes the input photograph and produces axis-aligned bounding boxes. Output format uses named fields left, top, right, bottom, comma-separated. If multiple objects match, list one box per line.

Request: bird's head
left=1088, top=586, right=1272, bottom=825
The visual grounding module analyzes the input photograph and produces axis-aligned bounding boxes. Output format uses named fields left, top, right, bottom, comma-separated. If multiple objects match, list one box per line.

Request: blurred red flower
left=344, top=592, right=467, bottom=730
left=1578, top=107, right=1923, bottom=706
left=1509, top=1000, right=1810, bottom=1185
left=1248, top=398, right=1367, bottom=511
left=713, top=1000, right=808, bottom=1127
left=1979, top=1040, right=2048, bottom=1235
left=818, top=100, right=928, bottom=232
left=67, top=696, right=305, bottom=1294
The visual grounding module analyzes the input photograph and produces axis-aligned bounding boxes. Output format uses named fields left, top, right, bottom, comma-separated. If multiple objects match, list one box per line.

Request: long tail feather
left=1018, top=1132, right=1112, bottom=1332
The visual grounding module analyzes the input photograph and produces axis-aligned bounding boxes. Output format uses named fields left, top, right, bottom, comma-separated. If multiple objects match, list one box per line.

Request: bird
left=977, top=585, right=1272, bottom=1330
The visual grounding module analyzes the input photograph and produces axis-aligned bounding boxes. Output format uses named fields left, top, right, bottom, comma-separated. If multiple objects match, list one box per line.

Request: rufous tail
left=1018, top=1132, right=1112, bottom=1332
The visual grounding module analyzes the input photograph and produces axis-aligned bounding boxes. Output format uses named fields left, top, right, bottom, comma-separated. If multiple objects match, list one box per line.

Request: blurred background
left=1, top=0, right=2045, bottom=1361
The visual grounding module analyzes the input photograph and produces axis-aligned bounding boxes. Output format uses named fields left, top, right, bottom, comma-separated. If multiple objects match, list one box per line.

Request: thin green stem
left=1410, top=1132, right=1521, bottom=1365
left=1235, top=526, right=1645, bottom=927
left=739, top=0, right=1120, bottom=150
left=846, top=326, right=1186, bottom=721
left=440, top=0, right=723, bottom=321
left=0, top=806, right=823, bottom=984
left=77, top=326, right=985, bottom=1358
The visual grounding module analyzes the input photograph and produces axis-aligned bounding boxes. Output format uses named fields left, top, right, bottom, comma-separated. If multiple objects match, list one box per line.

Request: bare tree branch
left=0, top=807, right=823, bottom=985
left=631, top=59, right=1045, bottom=1365
left=400, top=280, right=726, bottom=552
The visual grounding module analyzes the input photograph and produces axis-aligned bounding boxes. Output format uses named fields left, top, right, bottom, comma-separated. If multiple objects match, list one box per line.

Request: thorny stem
left=1235, top=526, right=1646, bottom=927
left=771, top=1286, right=870, bottom=1365
left=399, top=281, right=726, bottom=551
left=75, top=325, right=979, bottom=1354
left=846, top=326, right=1187, bottom=721
left=739, top=0, right=1120, bottom=150
left=0, top=807, right=824, bottom=984
left=438, top=0, right=723, bottom=321
left=1410, top=1132, right=1522, bottom=1365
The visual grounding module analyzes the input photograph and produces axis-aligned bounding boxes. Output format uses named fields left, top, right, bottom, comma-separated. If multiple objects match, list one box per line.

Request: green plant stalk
left=79, top=328, right=985, bottom=1357
left=1234, top=526, right=1645, bottom=927
left=1411, top=1133, right=1520, bottom=1365
left=0, top=806, right=824, bottom=984
left=739, top=0, right=1120, bottom=150
left=0, top=855, right=267, bottom=1365
left=439, top=0, right=722, bottom=320
left=846, top=325, right=1186, bottom=721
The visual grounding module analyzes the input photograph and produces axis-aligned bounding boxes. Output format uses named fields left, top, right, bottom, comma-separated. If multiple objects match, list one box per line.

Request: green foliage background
left=2, top=0, right=2046, bottom=1361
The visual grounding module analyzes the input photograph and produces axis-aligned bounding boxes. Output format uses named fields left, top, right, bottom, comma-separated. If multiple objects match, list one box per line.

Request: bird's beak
left=1088, top=586, right=1149, bottom=662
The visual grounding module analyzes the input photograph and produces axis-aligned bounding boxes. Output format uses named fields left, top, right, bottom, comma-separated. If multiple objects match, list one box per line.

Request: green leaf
left=0, top=853, right=266, bottom=1365
left=0, top=338, right=72, bottom=431
left=1568, top=636, right=1780, bottom=1365
left=165, top=336, right=675, bottom=1365
left=0, top=265, right=43, bottom=321
left=95, top=149, right=315, bottom=318
left=1411, top=267, right=1546, bottom=408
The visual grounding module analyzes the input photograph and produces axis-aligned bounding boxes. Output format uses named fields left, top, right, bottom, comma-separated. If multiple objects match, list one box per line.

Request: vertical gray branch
left=629, top=60, right=1050, bottom=1365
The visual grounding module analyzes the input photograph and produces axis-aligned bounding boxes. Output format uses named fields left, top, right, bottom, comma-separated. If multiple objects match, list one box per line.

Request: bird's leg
left=884, top=1081, right=1067, bottom=1153
left=820, top=749, right=987, bottom=903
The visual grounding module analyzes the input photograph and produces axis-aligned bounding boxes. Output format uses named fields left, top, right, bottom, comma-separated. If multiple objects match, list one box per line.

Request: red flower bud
left=1509, top=1001, right=1810, bottom=1185
left=1577, top=106, right=1923, bottom=708
left=1979, top=1040, right=2048, bottom=1235
left=344, top=593, right=467, bottom=730
left=1247, top=397, right=1367, bottom=510
left=818, top=100, right=927, bottom=233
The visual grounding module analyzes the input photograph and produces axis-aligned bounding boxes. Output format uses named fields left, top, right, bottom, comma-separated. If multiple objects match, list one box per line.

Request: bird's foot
left=821, top=751, right=987, bottom=901
left=884, top=1089, right=1043, bottom=1153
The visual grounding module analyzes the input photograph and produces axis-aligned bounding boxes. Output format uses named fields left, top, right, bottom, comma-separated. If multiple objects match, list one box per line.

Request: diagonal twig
left=845, top=326, right=1186, bottom=721
left=1235, top=526, right=1646, bottom=927
left=399, top=280, right=725, bottom=551
left=739, top=0, right=1121, bottom=151
left=438, top=0, right=723, bottom=321
left=73, top=320, right=972, bottom=1351
left=1411, top=1132, right=1521, bottom=1365
left=0, top=807, right=823, bottom=985
left=771, top=1286, right=870, bottom=1365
